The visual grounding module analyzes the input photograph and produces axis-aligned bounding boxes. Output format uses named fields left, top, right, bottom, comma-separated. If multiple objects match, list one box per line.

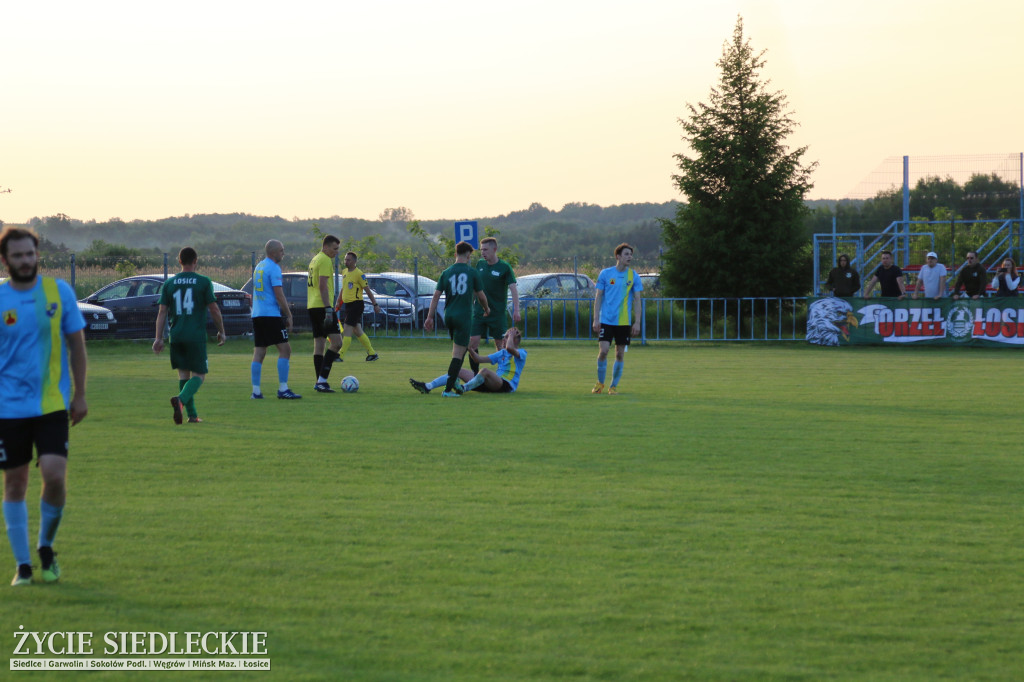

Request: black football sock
left=320, top=349, right=340, bottom=381
left=445, top=357, right=464, bottom=393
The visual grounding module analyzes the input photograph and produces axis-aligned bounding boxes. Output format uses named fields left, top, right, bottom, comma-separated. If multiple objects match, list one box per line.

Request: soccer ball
left=340, top=375, right=359, bottom=393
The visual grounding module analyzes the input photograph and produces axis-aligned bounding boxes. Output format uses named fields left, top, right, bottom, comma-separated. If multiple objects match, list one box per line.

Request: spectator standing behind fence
left=912, top=252, right=947, bottom=300
left=825, top=254, right=860, bottom=297
left=992, top=257, right=1020, bottom=297
left=951, top=251, right=987, bottom=300
left=861, top=250, right=906, bottom=299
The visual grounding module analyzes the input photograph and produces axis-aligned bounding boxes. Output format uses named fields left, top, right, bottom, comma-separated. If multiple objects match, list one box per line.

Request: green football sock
left=178, top=379, right=196, bottom=417
left=178, top=376, right=203, bottom=417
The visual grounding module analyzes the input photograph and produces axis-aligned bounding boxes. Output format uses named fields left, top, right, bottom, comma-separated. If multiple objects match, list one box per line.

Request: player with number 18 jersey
left=437, top=262, right=482, bottom=347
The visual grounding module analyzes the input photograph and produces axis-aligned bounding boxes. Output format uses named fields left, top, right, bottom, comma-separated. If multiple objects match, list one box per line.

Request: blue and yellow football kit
left=0, top=277, right=85, bottom=419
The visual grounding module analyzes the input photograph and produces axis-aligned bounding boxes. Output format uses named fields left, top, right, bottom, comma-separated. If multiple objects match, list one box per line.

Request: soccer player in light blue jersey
left=0, top=227, right=88, bottom=586
left=249, top=240, right=300, bottom=400
left=592, top=243, right=643, bottom=395
left=463, top=327, right=526, bottom=393
left=410, top=327, right=526, bottom=395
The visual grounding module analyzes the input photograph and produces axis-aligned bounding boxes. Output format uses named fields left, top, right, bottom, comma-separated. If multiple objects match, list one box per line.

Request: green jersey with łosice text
left=159, top=272, right=216, bottom=344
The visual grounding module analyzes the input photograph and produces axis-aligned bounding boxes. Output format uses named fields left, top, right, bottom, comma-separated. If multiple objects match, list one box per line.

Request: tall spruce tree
left=661, top=17, right=816, bottom=297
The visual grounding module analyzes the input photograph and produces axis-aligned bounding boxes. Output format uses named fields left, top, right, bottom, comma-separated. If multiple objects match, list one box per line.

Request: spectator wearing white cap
left=912, top=252, right=947, bottom=300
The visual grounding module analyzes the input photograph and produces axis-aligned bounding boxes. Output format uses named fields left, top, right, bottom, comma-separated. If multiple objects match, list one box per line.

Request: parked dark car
left=1, top=277, right=119, bottom=339
left=80, top=274, right=252, bottom=339
left=363, top=272, right=446, bottom=328
left=240, top=272, right=415, bottom=331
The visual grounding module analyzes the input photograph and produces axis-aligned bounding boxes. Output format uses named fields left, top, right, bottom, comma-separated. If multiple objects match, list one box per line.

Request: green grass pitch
left=4, top=338, right=1023, bottom=680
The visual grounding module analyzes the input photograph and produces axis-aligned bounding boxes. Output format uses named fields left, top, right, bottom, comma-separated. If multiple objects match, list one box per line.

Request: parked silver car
left=240, top=272, right=415, bottom=331
left=511, top=272, right=596, bottom=309
left=1, top=277, right=118, bottom=338
left=363, top=272, right=446, bottom=328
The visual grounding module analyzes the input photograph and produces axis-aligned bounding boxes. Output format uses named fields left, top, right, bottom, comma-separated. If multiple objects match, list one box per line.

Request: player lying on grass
left=409, top=327, right=526, bottom=395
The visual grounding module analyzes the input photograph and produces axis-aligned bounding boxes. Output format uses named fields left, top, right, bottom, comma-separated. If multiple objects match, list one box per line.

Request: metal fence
left=35, top=254, right=808, bottom=342
left=516, top=297, right=808, bottom=342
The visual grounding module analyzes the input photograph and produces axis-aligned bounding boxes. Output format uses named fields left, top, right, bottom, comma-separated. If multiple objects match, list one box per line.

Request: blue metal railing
left=507, top=297, right=808, bottom=343
left=365, top=297, right=809, bottom=342
left=815, top=219, right=1024, bottom=294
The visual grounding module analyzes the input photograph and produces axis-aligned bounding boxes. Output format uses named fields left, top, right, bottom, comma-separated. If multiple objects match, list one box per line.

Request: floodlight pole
left=1019, top=152, right=1023, bottom=262
left=902, top=155, right=910, bottom=268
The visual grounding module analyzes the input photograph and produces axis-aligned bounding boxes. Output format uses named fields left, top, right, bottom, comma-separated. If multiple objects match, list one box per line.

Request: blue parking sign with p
left=454, top=221, right=479, bottom=250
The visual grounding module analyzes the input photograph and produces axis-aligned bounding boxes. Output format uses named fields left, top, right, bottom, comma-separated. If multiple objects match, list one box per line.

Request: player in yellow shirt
left=306, top=235, right=343, bottom=393
left=335, top=251, right=381, bottom=362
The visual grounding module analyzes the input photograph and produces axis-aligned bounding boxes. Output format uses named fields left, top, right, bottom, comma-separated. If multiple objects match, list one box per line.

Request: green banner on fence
left=807, top=297, right=1024, bottom=347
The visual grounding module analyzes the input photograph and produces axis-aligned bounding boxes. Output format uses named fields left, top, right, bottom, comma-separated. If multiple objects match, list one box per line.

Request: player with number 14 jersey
left=159, top=272, right=216, bottom=344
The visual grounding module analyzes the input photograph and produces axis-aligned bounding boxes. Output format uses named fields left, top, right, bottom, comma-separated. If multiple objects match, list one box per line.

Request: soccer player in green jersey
left=423, top=241, right=489, bottom=397
left=468, top=237, right=520, bottom=374
left=152, top=247, right=226, bottom=424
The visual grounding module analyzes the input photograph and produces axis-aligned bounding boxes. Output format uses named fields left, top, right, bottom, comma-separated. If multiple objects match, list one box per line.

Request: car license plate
left=222, top=300, right=241, bottom=307
left=90, top=323, right=109, bottom=330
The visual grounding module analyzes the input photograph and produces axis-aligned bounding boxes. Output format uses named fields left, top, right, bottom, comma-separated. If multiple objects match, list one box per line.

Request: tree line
left=23, top=202, right=678, bottom=273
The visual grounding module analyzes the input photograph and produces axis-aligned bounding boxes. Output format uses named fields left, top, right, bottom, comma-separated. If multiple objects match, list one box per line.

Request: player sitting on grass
left=410, top=327, right=526, bottom=395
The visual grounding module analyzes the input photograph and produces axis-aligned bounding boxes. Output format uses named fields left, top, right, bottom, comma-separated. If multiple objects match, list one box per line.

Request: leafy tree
left=661, top=16, right=816, bottom=297
left=403, top=220, right=454, bottom=278
left=77, top=239, right=157, bottom=267
left=379, top=207, right=415, bottom=225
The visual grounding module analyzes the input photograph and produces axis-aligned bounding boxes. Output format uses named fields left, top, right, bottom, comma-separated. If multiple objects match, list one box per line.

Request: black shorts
left=308, top=307, right=341, bottom=338
left=599, top=323, right=632, bottom=347
left=341, top=300, right=365, bottom=327
left=0, top=411, right=70, bottom=470
left=471, top=378, right=514, bottom=393
left=253, top=316, right=289, bottom=347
